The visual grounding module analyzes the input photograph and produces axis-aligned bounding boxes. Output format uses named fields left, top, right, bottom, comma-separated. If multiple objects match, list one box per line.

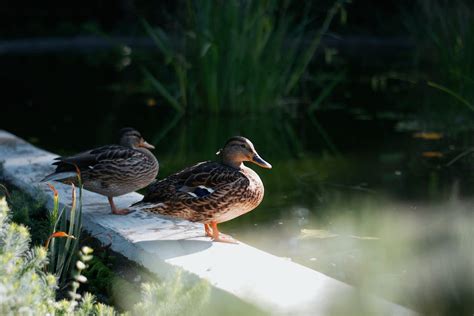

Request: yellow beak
left=252, top=153, right=272, bottom=169
left=140, top=140, right=155, bottom=149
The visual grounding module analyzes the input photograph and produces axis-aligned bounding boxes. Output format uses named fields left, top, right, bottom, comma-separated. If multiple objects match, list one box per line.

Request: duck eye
left=240, top=144, right=246, bottom=149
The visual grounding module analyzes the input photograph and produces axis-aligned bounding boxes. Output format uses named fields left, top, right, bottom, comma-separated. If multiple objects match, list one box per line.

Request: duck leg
left=204, top=224, right=213, bottom=237
left=108, top=197, right=131, bottom=215
left=210, top=221, right=237, bottom=244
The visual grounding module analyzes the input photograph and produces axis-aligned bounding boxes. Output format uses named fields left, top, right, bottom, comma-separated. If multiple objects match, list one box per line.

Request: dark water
left=2, top=53, right=474, bottom=311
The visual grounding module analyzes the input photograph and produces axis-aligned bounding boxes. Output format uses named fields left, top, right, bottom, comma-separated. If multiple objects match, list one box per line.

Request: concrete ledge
left=0, top=130, right=415, bottom=315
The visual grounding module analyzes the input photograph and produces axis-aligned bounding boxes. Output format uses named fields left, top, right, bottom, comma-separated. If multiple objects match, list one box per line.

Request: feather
left=41, top=171, right=78, bottom=182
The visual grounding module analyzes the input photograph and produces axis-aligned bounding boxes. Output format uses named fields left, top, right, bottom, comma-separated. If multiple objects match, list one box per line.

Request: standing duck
left=42, top=128, right=159, bottom=215
left=132, top=136, right=271, bottom=243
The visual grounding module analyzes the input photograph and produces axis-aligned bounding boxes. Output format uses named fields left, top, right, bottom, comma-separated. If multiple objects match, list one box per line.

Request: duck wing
left=142, top=161, right=247, bottom=203
left=42, top=145, right=145, bottom=181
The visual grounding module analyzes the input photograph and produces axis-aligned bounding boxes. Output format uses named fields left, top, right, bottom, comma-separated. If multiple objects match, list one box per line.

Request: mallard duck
left=132, top=136, right=271, bottom=243
left=42, top=128, right=159, bottom=215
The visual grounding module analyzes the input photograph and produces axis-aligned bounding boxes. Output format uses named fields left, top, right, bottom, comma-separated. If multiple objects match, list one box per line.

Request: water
left=2, top=53, right=474, bottom=312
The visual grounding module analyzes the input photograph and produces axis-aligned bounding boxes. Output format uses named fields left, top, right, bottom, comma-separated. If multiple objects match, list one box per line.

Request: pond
left=2, top=52, right=473, bottom=313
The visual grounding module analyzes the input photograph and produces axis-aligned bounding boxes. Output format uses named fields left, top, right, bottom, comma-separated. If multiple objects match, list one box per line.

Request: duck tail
left=129, top=201, right=165, bottom=213
left=40, top=171, right=77, bottom=182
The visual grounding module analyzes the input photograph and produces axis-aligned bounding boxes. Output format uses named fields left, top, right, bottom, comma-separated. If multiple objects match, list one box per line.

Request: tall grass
left=409, top=0, right=474, bottom=110
left=143, top=0, right=347, bottom=113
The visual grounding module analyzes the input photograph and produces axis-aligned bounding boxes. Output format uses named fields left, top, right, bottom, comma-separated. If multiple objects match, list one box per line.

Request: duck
left=132, top=136, right=271, bottom=243
left=42, top=128, right=159, bottom=215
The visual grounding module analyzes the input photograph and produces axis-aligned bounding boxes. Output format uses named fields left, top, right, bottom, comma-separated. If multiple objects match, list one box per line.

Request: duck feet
left=204, top=221, right=238, bottom=244
left=112, top=208, right=132, bottom=215
left=204, top=224, right=213, bottom=237
left=108, top=197, right=132, bottom=215
left=212, top=233, right=238, bottom=244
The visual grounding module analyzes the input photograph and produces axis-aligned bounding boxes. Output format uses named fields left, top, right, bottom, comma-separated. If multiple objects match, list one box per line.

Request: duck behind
left=42, top=128, right=159, bottom=215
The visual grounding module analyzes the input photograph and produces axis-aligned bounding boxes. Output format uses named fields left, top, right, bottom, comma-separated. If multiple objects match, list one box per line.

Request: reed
left=409, top=0, right=474, bottom=110
left=143, top=0, right=347, bottom=114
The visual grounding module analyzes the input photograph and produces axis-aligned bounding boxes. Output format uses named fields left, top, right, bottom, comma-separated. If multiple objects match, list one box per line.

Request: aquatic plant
left=143, top=0, right=347, bottom=113
left=409, top=0, right=474, bottom=111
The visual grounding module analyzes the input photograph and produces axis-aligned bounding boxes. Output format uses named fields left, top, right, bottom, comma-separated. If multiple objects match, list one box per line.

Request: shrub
left=0, top=197, right=117, bottom=315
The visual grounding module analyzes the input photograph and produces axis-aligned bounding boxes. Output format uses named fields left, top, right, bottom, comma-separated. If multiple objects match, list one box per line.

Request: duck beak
left=251, top=153, right=272, bottom=169
left=140, top=140, right=155, bottom=149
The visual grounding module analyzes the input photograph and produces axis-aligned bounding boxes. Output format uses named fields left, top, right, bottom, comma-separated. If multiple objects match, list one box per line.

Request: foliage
left=410, top=0, right=474, bottom=110
left=1, top=194, right=213, bottom=315
left=143, top=0, right=347, bottom=114
left=46, top=181, right=84, bottom=289
left=131, top=271, right=210, bottom=316
left=83, top=255, right=116, bottom=302
left=0, top=197, right=117, bottom=315
left=84, top=253, right=141, bottom=310
left=0, top=179, right=85, bottom=292
left=69, top=246, right=94, bottom=307
left=6, top=189, right=49, bottom=244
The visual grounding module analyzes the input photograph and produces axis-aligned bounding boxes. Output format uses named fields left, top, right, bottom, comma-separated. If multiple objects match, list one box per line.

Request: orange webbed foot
left=108, top=197, right=132, bottom=215
left=212, top=233, right=238, bottom=244
left=209, top=221, right=238, bottom=244
left=112, top=208, right=132, bottom=215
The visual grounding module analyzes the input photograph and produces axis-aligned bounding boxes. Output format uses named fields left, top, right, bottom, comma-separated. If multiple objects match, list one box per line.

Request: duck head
left=119, top=128, right=155, bottom=149
left=217, top=136, right=272, bottom=169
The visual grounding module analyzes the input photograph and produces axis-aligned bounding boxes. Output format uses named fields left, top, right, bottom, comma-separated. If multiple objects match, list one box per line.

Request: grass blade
left=427, top=81, right=474, bottom=111
left=142, top=67, right=184, bottom=113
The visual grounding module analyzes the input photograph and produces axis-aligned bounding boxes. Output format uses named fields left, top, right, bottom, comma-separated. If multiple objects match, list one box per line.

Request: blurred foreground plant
left=131, top=271, right=210, bottom=316
left=0, top=197, right=116, bottom=315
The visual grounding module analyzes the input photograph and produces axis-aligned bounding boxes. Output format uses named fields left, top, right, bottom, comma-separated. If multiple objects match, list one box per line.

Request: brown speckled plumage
left=42, top=128, right=159, bottom=214
left=132, top=136, right=271, bottom=242
left=138, top=161, right=263, bottom=223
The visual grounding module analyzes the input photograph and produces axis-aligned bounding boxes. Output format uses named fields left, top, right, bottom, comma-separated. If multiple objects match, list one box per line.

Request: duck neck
left=220, top=154, right=243, bottom=169
left=120, top=138, right=136, bottom=148
left=136, top=147, right=158, bottom=165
